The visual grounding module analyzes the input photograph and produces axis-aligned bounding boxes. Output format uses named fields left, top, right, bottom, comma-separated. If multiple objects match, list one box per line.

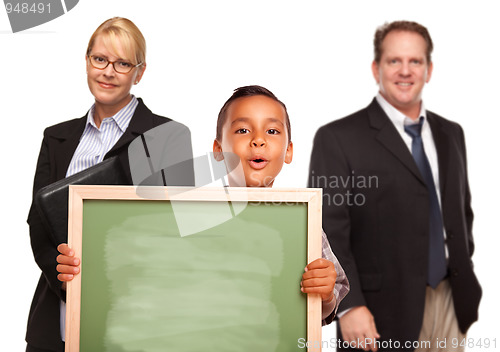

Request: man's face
left=213, top=95, right=293, bottom=187
left=372, top=30, right=433, bottom=119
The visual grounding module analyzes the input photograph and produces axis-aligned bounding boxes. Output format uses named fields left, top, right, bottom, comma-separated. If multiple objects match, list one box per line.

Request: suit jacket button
left=447, top=231, right=454, bottom=239
left=451, top=269, right=459, bottom=277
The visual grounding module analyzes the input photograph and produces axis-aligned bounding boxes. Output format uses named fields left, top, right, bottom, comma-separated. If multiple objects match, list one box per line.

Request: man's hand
left=300, top=258, right=337, bottom=302
left=339, top=306, right=380, bottom=351
left=56, top=243, right=80, bottom=289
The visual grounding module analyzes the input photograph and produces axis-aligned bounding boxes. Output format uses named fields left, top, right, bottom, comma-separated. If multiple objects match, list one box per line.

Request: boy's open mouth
left=249, top=158, right=269, bottom=170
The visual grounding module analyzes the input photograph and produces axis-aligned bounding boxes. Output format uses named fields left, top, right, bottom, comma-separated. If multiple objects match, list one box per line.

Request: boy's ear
left=284, top=141, right=293, bottom=164
left=213, top=139, right=224, bottom=161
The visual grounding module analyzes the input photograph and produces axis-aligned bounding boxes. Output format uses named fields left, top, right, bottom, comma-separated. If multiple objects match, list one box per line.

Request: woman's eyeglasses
left=87, top=55, right=143, bottom=74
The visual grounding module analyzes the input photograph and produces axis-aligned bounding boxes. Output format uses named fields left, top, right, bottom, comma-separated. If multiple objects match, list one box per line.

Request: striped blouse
left=65, top=96, right=138, bottom=177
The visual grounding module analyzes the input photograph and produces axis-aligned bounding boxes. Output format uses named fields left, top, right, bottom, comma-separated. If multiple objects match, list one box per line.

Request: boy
left=212, top=85, right=349, bottom=322
left=57, top=85, right=349, bottom=323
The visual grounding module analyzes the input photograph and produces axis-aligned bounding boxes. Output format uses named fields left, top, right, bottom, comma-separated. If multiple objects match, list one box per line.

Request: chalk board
left=66, top=186, right=322, bottom=352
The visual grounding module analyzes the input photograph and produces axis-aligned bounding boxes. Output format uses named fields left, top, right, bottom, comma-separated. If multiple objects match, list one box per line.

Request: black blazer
left=308, top=99, right=481, bottom=349
left=26, top=99, right=191, bottom=351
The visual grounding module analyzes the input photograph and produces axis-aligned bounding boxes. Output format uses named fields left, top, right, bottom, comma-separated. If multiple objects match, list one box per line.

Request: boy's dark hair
left=374, top=20, right=433, bottom=64
left=216, top=85, right=291, bottom=143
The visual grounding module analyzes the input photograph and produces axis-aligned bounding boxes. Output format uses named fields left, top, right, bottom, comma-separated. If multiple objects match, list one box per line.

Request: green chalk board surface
left=79, top=199, right=309, bottom=352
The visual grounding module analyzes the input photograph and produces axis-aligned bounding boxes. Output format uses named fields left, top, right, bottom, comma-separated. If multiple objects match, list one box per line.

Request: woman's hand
left=56, top=243, right=80, bottom=290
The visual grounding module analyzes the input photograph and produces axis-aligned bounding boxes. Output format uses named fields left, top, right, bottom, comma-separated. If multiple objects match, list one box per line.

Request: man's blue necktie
left=404, top=118, right=447, bottom=288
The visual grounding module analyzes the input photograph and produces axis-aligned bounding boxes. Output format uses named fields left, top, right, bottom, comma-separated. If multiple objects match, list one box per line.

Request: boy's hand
left=56, top=243, right=80, bottom=289
left=300, top=258, right=337, bottom=302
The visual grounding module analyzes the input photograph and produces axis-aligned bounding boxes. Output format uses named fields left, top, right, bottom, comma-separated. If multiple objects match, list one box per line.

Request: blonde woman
left=26, top=17, right=192, bottom=352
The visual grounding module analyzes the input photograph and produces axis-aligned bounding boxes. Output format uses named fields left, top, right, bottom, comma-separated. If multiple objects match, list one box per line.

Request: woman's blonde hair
left=86, top=17, right=146, bottom=65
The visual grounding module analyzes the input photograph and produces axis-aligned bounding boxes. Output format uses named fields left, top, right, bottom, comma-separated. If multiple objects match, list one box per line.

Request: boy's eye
left=267, top=129, right=280, bottom=135
left=235, top=128, right=249, bottom=134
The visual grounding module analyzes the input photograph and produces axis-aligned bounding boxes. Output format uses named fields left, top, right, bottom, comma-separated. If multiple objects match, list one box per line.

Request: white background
left=1, top=1, right=499, bottom=351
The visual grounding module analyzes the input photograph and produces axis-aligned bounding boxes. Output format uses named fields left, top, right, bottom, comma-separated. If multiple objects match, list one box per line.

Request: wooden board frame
left=66, top=185, right=323, bottom=352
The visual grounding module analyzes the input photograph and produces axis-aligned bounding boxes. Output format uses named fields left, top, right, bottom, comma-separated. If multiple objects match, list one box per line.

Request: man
left=308, top=21, right=481, bottom=351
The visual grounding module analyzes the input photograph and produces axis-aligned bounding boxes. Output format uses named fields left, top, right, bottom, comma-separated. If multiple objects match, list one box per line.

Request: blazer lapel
left=427, top=112, right=450, bottom=199
left=367, top=99, right=426, bottom=186
left=48, top=99, right=158, bottom=182
left=104, top=98, right=156, bottom=159
left=51, top=116, right=88, bottom=180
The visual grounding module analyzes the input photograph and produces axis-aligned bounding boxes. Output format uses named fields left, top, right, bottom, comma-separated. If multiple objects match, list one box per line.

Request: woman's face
left=86, top=35, right=145, bottom=114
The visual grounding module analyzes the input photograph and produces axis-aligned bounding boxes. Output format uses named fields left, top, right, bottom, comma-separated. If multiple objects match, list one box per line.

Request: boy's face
left=213, top=95, right=293, bottom=187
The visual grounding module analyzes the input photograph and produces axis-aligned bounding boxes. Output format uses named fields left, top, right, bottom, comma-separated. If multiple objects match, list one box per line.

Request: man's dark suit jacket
left=26, top=99, right=191, bottom=351
left=308, top=99, right=481, bottom=351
